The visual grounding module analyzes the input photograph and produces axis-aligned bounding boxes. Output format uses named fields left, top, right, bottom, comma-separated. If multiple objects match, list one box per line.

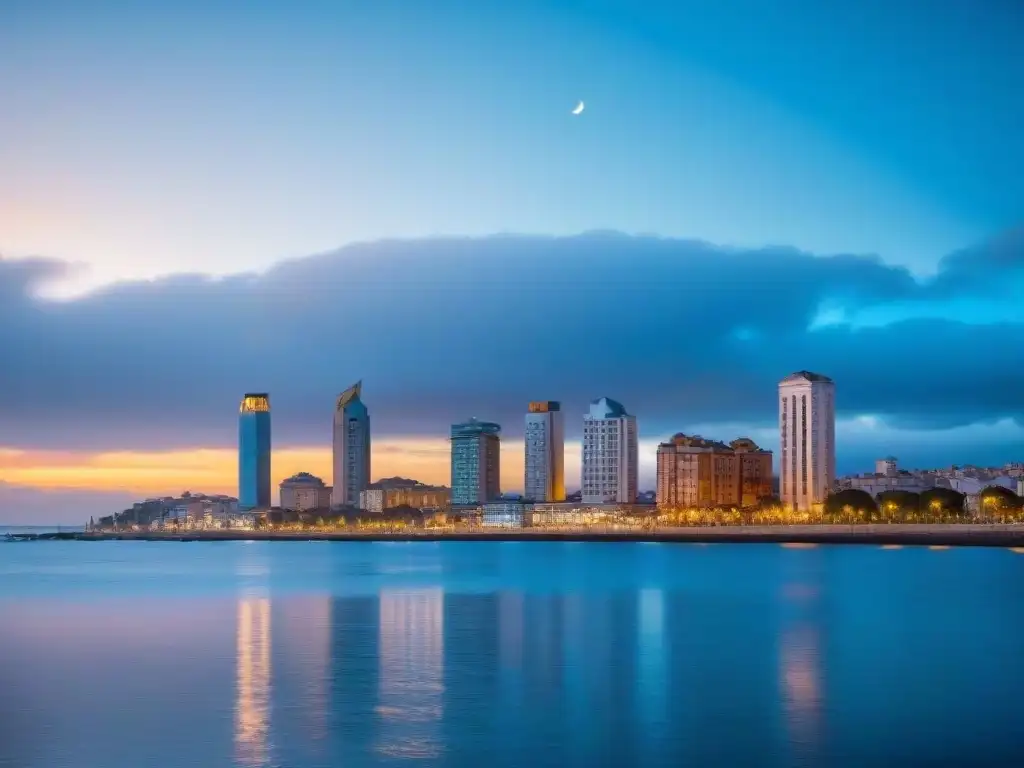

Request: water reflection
left=780, top=624, right=823, bottom=761
left=376, top=589, right=445, bottom=759
left=277, top=596, right=332, bottom=745
left=235, top=596, right=271, bottom=767
left=4, top=542, right=1024, bottom=768
left=637, top=589, right=667, bottom=731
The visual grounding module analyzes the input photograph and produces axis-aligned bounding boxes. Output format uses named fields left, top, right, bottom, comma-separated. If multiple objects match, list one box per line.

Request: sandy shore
left=74, top=524, right=1024, bottom=548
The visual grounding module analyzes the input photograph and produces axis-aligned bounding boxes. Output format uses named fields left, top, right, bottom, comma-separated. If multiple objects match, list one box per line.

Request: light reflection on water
left=375, top=589, right=445, bottom=760
left=234, top=597, right=271, bottom=768
left=2, top=541, right=1024, bottom=767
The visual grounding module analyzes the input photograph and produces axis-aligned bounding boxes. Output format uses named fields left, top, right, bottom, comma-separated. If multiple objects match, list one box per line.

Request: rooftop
left=528, top=401, right=561, bottom=413
left=662, top=433, right=730, bottom=451
left=779, top=370, right=834, bottom=385
left=588, top=396, right=629, bottom=418
left=451, top=417, right=501, bottom=437
left=335, top=380, right=363, bottom=411
left=239, top=393, right=270, bottom=413
left=280, top=472, right=326, bottom=486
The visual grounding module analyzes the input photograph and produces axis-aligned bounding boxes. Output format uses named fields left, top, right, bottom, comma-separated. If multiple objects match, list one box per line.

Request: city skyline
left=2, top=2, right=1022, bottom=524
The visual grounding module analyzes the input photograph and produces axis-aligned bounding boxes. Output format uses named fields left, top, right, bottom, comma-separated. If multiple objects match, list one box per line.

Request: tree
left=875, top=490, right=920, bottom=520
left=824, top=489, right=879, bottom=521
left=978, top=486, right=1021, bottom=518
left=919, top=487, right=967, bottom=518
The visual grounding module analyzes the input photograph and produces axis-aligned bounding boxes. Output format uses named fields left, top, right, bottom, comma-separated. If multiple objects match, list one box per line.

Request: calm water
left=2, top=541, right=1024, bottom=768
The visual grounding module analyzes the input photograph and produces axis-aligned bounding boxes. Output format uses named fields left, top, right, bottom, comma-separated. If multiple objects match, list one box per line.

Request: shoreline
left=49, top=524, right=1024, bottom=548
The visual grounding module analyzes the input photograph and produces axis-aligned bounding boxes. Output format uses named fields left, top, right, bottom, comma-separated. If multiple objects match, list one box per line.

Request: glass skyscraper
left=238, top=393, right=272, bottom=510
left=450, top=418, right=501, bottom=507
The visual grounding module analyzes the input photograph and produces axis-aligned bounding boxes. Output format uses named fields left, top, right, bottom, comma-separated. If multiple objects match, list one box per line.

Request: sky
left=1, top=0, right=1023, bottom=523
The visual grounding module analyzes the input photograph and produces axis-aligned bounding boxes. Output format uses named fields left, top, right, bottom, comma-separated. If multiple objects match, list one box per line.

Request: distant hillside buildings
left=837, top=457, right=1023, bottom=511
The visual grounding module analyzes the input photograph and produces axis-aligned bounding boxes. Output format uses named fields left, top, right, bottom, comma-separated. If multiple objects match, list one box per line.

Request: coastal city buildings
left=481, top=498, right=529, bottom=527
left=238, top=393, right=272, bottom=510
left=359, top=477, right=451, bottom=513
left=103, top=369, right=1024, bottom=533
left=332, top=381, right=371, bottom=508
left=779, top=372, right=836, bottom=512
left=450, top=418, right=501, bottom=506
left=279, top=472, right=332, bottom=512
left=581, top=397, right=638, bottom=504
left=656, top=434, right=773, bottom=508
left=524, top=401, right=565, bottom=502
left=837, top=458, right=1022, bottom=506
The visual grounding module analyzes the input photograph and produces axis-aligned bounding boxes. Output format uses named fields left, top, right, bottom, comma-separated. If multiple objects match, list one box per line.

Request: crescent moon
left=572, top=100, right=585, bottom=115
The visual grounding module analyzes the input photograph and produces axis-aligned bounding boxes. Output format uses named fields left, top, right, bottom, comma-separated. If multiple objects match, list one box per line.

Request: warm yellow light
left=240, top=395, right=270, bottom=413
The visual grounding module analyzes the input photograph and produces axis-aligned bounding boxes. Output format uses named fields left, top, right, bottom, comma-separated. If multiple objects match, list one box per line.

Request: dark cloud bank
left=1, top=231, right=1023, bottom=455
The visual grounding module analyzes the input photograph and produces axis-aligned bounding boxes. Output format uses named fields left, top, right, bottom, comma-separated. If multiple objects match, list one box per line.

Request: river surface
left=2, top=541, right=1023, bottom=767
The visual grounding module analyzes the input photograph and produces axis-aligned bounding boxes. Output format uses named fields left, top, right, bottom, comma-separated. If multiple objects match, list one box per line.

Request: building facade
left=359, top=480, right=451, bottom=514
left=581, top=397, right=638, bottom=504
left=656, top=434, right=772, bottom=509
left=238, top=393, right=272, bottom=510
left=481, top=499, right=528, bottom=528
left=524, top=401, right=565, bottom=502
left=450, top=418, right=501, bottom=507
left=779, top=371, right=836, bottom=512
left=332, top=381, right=371, bottom=508
left=280, top=472, right=332, bottom=512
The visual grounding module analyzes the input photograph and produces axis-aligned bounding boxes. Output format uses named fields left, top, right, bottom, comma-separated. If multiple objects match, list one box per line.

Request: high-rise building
left=656, top=434, right=772, bottom=508
left=332, top=381, right=370, bottom=508
left=238, top=393, right=271, bottom=510
left=524, top=401, right=565, bottom=502
left=581, top=397, right=638, bottom=504
left=450, top=418, right=501, bottom=507
left=779, top=371, right=836, bottom=511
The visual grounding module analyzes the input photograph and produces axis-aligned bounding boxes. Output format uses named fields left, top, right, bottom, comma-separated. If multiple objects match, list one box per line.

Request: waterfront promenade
left=55, top=524, right=1024, bottom=547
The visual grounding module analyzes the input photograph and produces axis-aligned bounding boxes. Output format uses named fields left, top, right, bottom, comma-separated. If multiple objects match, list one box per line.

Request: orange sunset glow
left=0, top=441, right=587, bottom=501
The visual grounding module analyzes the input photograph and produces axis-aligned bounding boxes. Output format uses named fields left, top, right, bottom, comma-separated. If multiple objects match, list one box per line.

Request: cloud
left=0, top=231, right=1022, bottom=458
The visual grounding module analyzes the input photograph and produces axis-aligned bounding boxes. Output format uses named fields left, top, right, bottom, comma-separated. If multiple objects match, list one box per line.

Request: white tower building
left=524, top=401, right=565, bottom=502
left=581, top=397, right=638, bottom=504
left=778, top=371, right=836, bottom=512
left=332, top=381, right=371, bottom=508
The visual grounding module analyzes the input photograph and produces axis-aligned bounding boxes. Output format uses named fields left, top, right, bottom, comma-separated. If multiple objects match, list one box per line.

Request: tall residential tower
left=581, top=397, right=638, bottom=504
left=450, top=418, right=501, bottom=507
left=524, top=401, right=565, bottom=502
left=332, top=381, right=371, bottom=508
left=779, top=371, right=836, bottom=512
left=238, top=393, right=272, bottom=510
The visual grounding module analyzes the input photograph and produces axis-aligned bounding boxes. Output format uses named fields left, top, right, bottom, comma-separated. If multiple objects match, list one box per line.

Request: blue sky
left=3, top=0, right=1020, bottom=289
left=0, top=0, right=1022, bottom=521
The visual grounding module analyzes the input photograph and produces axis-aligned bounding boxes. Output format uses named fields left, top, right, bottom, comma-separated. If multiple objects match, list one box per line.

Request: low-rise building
left=481, top=499, right=527, bottom=528
left=656, top=434, right=773, bottom=509
left=528, top=501, right=650, bottom=527
left=279, top=472, right=332, bottom=512
left=359, top=478, right=451, bottom=513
